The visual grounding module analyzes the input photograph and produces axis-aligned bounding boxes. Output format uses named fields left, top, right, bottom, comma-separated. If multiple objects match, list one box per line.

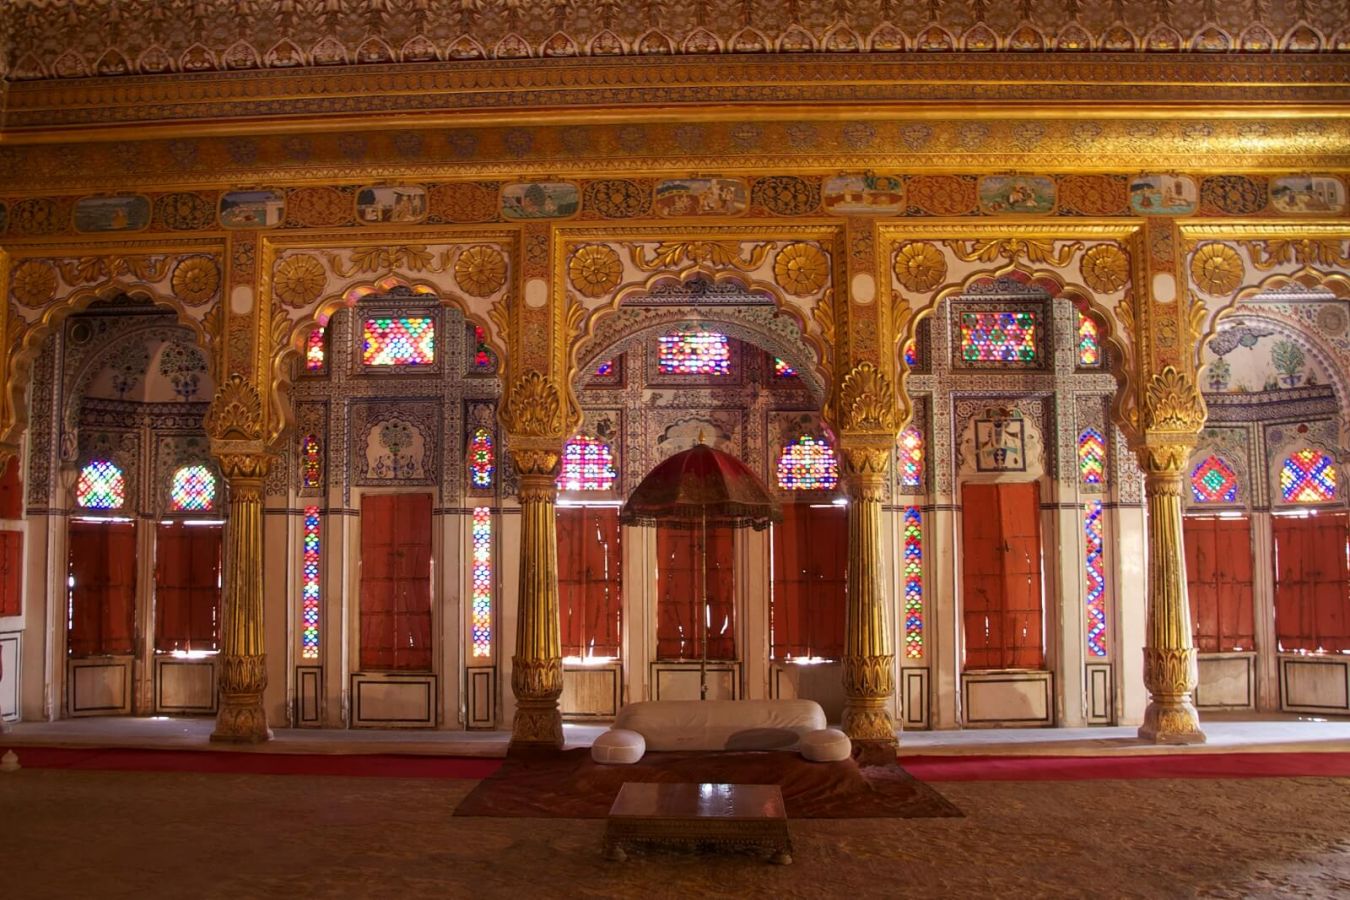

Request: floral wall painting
left=822, top=173, right=905, bottom=215
left=978, top=175, right=1055, bottom=215
left=356, top=185, right=427, bottom=224
left=974, top=411, right=1027, bottom=472
left=1128, top=175, right=1198, bottom=215
left=220, top=189, right=286, bottom=229
left=1270, top=175, right=1346, bottom=214
left=653, top=178, right=747, bottom=217
left=73, top=195, right=150, bottom=232
left=1202, top=322, right=1328, bottom=394
left=364, top=418, right=428, bottom=481
left=501, top=182, right=579, bottom=220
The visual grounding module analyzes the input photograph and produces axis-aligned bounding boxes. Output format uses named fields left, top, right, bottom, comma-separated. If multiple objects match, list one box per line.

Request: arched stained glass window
left=305, top=327, right=325, bottom=371
left=903, top=342, right=918, bottom=368
left=76, top=459, right=126, bottom=510
left=898, top=426, right=924, bottom=489
left=1191, top=455, right=1239, bottom=504
left=557, top=435, right=617, bottom=491
left=1077, top=428, right=1106, bottom=486
left=469, top=427, right=495, bottom=489
left=301, top=434, right=322, bottom=489
left=472, top=325, right=495, bottom=371
left=1280, top=448, right=1338, bottom=503
left=170, top=465, right=216, bottom=512
left=776, top=435, right=839, bottom=491
left=658, top=331, right=730, bottom=375
left=1077, top=311, right=1101, bottom=367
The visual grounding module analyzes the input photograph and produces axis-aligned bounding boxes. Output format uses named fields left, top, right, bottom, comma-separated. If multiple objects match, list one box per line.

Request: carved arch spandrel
left=261, top=230, right=516, bottom=444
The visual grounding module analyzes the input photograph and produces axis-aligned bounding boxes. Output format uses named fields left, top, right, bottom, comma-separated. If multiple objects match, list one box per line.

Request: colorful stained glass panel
left=595, top=360, right=614, bottom=377
left=658, top=331, right=730, bottom=375
left=302, top=506, right=320, bottom=660
left=904, top=506, right=923, bottom=659
left=472, top=325, right=494, bottom=370
left=1077, top=311, right=1101, bottom=367
left=776, top=435, right=839, bottom=491
left=306, top=327, right=325, bottom=371
left=170, top=465, right=216, bottom=512
left=959, top=311, right=1037, bottom=363
left=362, top=316, right=435, bottom=366
left=773, top=357, right=796, bottom=377
left=302, top=434, right=322, bottom=489
left=472, top=506, right=492, bottom=658
left=898, top=427, right=924, bottom=489
left=904, top=342, right=918, bottom=368
left=1280, top=448, right=1338, bottom=503
left=76, top=459, right=125, bottom=510
left=469, top=427, right=495, bottom=489
left=557, top=435, right=617, bottom=491
left=1191, top=455, right=1239, bottom=503
left=1085, top=500, right=1107, bottom=657
left=1077, top=428, right=1106, bottom=486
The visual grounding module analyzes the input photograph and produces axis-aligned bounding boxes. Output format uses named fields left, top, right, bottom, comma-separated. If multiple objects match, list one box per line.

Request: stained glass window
left=1191, top=455, right=1239, bottom=504
left=959, top=311, right=1037, bottom=363
left=469, top=427, right=495, bottom=489
left=898, top=426, right=924, bottom=489
left=1077, top=311, right=1101, bottom=367
left=76, top=459, right=125, bottom=510
left=471, top=506, right=492, bottom=658
left=595, top=360, right=614, bottom=377
left=773, top=357, right=796, bottom=377
left=302, top=506, right=320, bottom=660
left=472, top=325, right=494, bottom=371
left=170, top=465, right=216, bottom=512
left=776, top=435, right=839, bottom=491
left=305, top=327, right=325, bottom=371
left=301, top=434, right=322, bottom=489
left=904, top=506, right=924, bottom=659
left=1281, top=448, right=1338, bottom=503
left=362, top=316, right=435, bottom=366
left=1085, top=499, right=1107, bottom=658
left=557, top=435, right=617, bottom=491
left=658, top=331, right=730, bottom=375
left=1077, top=428, right=1106, bottom=487
left=904, top=342, right=917, bottom=368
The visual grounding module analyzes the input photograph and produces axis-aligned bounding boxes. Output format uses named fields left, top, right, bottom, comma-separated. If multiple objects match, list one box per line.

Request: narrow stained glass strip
left=904, top=506, right=924, bottom=659
left=469, top=427, right=495, bottom=489
left=898, top=426, right=924, bottom=489
left=1077, top=311, right=1101, bottom=367
left=302, top=506, right=320, bottom=660
left=302, top=434, right=322, bottom=489
left=1077, top=428, right=1106, bottom=486
left=472, top=506, right=492, bottom=659
left=306, top=327, right=325, bottom=371
left=1085, top=500, right=1107, bottom=658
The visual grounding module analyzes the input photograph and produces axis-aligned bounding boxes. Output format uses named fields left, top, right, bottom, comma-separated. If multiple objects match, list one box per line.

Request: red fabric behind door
left=771, top=504, right=847, bottom=660
left=0, top=529, right=21, bottom=618
left=155, top=523, right=222, bottom=652
left=962, top=482, right=1045, bottom=669
left=1274, top=512, right=1350, bottom=653
left=0, top=464, right=22, bottom=519
left=557, top=506, right=622, bottom=658
left=360, top=493, right=433, bottom=670
left=1183, top=516, right=1255, bottom=652
left=67, top=521, right=136, bottom=656
left=656, top=525, right=735, bottom=660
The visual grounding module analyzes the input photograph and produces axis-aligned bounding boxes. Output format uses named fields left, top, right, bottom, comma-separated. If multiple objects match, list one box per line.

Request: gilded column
left=205, top=374, right=273, bottom=743
left=840, top=443, right=898, bottom=763
left=509, top=454, right=564, bottom=750
left=1135, top=368, right=1206, bottom=744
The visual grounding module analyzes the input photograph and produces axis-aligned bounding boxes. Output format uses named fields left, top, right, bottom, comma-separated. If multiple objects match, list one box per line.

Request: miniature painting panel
left=822, top=174, right=905, bottom=215
left=220, top=190, right=286, bottom=229
left=975, top=418, right=1026, bottom=472
left=653, top=178, right=748, bottom=217
left=1128, top=175, right=1198, bottom=216
left=1270, top=176, right=1346, bottom=215
left=356, top=185, right=428, bottom=224
left=501, top=182, right=580, bottom=220
left=73, top=195, right=150, bottom=233
left=978, top=176, right=1055, bottom=215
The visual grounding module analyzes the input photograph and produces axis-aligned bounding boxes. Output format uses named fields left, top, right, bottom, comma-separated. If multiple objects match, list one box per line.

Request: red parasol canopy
left=620, top=442, right=781, bottom=531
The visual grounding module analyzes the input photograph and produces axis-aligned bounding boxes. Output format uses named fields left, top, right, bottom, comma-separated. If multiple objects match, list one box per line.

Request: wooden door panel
left=360, top=493, right=433, bottom=671
left=68, top=522, right=137, bottom=657
left=962, top=481, right=1044, bottom=670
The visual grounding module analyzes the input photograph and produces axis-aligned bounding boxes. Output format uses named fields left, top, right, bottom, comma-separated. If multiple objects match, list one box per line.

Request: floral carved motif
left=171, top=255, right=221, bottom=306
left=205, top=373, right=265, bottom=442
left=1248, top=238, right=1350, bottom=271
left=1078, top=243, right=1129, bottom=294
left=1142, top=366, right=1206, bottom=434
left=772, top=242, right=829, bottom=296
left=945, top=238, right=1081, bottom=268
left=502, top=371, right=564, bottom=438
left=838, top=362, right=899, bottom=433
left=10, top=260, right=57, bottom=307
left=1189, top=242, right=1245, bottom=296
left=454, top=245, right=508, bottom=297
left=630, top=241, right=770, bottom=272
left=328, top=245, right=450, bottom=277
left=892, top=241, right=947, bottom=293
left=567, top=244, right=623, bottom=298
left=273, top=254, right=328, bottom=308
left=55, top=256, right=170, bottom=286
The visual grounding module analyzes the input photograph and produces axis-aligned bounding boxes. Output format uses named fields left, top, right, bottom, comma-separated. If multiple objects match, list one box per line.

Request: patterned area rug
left=453, top=749, right=962, bottom=819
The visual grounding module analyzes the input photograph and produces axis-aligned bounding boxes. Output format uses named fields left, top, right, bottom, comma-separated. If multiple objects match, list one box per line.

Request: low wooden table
left=604, top=782, right=792, bottom=865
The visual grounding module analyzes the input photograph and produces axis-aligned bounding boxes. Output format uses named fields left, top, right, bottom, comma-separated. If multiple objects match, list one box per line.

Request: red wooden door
left=68, top=521, right=137, bottom=657
left=1274, top=512, right=1350, bottom=653
left=962, top=482, right=1044, bottom=669
left=0, top=529, right=21, bottom=618
left=557, top=506, right=623, bottom=658
left=1184, top=516, right=1255, bottom=652
left=771, top=503, right=847, bottom=660
left=360, top=493, right=433, bottom=670
left=656, top=525, right=735, bottom=660
left=155, top=523, right=223, bottom=652
left=0, top=463, right=22, bottom=519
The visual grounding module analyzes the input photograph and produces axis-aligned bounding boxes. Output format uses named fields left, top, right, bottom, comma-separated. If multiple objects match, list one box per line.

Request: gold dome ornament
left=1078, top=243, right=1128, bottom=294
left=773, top=242, right=829, bottom=295
left=568, top=244, right=623, bottom=298
left=171, top=255, right=221, bottom=305
left=10, top=260, right=58, bottom=306
left=1189, top=242, right=1245, bottom=296
left=273, top=253, right=327, bottom=307
left=454, top=245, right=508, bottom=297
left=892, top=241, right=947, bottom=293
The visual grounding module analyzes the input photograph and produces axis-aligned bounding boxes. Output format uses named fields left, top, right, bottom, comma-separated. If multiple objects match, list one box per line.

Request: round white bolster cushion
left=799, top=728, right=852, bottom=763
left=591, top=728, right=646, bottom=765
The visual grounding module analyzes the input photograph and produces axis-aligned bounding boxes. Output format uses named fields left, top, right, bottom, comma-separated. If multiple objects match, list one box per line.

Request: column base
left=210, top=694, right=272, bottom=744
left=509, top=698, right=564, bottom=752
left=841, top=698, right=898, bottom=761
left=851, top=737, right=900, bottom=766
left=1137, top=698, right=1206, bottom=745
